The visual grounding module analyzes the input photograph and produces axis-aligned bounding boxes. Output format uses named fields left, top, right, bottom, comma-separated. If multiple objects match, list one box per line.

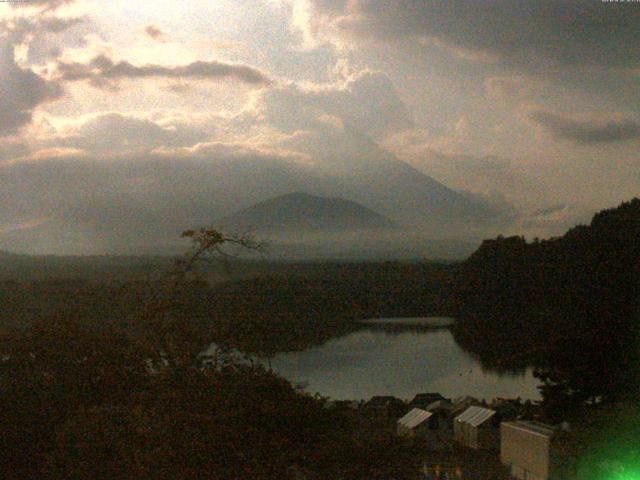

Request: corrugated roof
left=503, top=421, right=555, bottom=437
left=398, top=408, right=433, bottom=429
left=454, top=406, right=496, bottom=427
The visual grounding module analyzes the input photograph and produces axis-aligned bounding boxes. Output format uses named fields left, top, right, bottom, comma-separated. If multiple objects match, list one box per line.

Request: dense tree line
left=208, top=261, right=452, bottom=356
left=0, top=230, right=422, bottom=480
left=0, top=261, right=452, bottom=356
left=451, top=198, right=640, bottom=420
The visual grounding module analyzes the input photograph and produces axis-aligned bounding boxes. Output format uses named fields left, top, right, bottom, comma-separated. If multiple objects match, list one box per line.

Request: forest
left=451, top=198, right=640, bottom=420
left=0, top=200, right=638, bottom=478
left=0, top=231, right=429, bottom=480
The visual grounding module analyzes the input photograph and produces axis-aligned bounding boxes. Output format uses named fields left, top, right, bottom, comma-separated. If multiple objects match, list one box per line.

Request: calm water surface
left=269, top=322, right=541, bottom=401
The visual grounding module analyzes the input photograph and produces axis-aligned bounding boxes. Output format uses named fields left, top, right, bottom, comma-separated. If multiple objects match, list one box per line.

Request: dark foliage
left=208, top=261, right=452, bottom=356
left=451, top=198, right=640, bottom=419
left=0, top=230, right=423, bottom=480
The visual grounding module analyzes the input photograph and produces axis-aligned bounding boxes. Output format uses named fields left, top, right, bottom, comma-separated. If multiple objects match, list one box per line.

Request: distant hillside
left=304, top=127, right=512, bottom=231
left=1, top=126, right=515, bottom=256
left=221, top=192, right=396, bottom=234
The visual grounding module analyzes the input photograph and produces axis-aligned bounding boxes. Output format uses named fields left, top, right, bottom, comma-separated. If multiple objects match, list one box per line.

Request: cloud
left=0, top=10, right=87, bottom=136
left=521, top=203, right=591, bottom=236
left=530, top=204, right=568, bottom=218
left=0, top=218, right=49, bottom=236
left=301, top=1, right=640, bottom=69
left=529, top=111, right=640, bottom=145
left=424, top=151, right=537, bottom=200
left=49, top=112, right=211, bottom=155
left=0, top=146, right=317, bottom=254
left=259, top=70, right=412, bottom=138
left=144, top=25, right=167, bottom=41
left=37, top=15, right=84, bottom=32
left=0, top=114, right=514, bottom=254
left=2, top=10, right=88, bottom=65
left=0, top=138, right=29, bottom=160
left=8, top=0, right=74, bottom=11
left=53, top=54, right=272, bottom=88
left=5, top=15, right=85, bottom=41
left=0, top=39, right=62, bottom=136
left=484, top=75, right=545, bottom=102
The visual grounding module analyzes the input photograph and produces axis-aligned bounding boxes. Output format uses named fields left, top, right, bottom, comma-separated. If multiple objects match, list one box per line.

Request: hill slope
left=452, top=198, right=640, bottom=415
left=221, top=192, right=396, bottom=234
left=0, top=128, right=512, bottom=255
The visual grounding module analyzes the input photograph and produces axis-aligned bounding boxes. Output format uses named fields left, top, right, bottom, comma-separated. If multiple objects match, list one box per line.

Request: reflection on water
left=269, top=326, right=541, bottom=401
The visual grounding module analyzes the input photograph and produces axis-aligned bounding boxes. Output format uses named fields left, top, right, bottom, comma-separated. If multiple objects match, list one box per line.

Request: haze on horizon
left=1, top=0, right=639, bottom=255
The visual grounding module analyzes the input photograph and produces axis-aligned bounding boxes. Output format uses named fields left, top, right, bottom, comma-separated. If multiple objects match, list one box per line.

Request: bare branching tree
left=175, top=228, right=266, bottom=279
left=143, top=228, right=266, bottom=370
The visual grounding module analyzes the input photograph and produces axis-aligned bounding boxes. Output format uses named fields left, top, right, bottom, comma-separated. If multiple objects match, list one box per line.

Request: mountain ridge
left=220, top=192, right=397, bottom=235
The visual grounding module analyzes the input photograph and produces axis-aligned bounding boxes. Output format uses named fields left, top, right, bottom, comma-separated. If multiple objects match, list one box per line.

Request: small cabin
left=408, top=392, right=446, bottom=410
left=398, top=402, right=456, bottom=451
left=424, top=399, right=454, bottom=432
left=453, top=406, right=499, bottom=450
left=501, top=421, right=557, bottom=480
left=397, top=408, right=433, bottom=438
left=450, top=395, right=481, bottom=417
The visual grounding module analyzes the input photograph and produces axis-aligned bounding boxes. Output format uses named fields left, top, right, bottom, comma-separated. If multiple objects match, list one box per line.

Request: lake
left=268, top=319, right=541, bottom=401
left=356, top=316, right=455, bottom=328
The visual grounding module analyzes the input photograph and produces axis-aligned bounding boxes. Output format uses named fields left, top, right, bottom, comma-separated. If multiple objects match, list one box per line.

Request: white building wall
left=501, top=423, right=552, bottom=480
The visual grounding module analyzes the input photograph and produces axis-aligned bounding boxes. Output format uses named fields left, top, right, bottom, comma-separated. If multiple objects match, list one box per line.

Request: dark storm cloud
left=54, top=54, right=272, bottom=87
left=3, top=13, right=86, bottom=45
left=38, top=15, right=84, bottom=32
left=144, top=25, right=166, bottom=41
left=6, top=15, right=84, bottom=37
left=324, top=0, right=640, bottom=68
left=531, top=204, right=568, bottom=218
left=0, top=9, right=86, bottom=136
left=530, top=111, right=640, bottom=145
left=0, top=41, right=62, bottom=135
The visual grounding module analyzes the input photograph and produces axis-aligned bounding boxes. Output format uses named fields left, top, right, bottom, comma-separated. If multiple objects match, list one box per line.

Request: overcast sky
left=1, top=0, right=639, bottom=253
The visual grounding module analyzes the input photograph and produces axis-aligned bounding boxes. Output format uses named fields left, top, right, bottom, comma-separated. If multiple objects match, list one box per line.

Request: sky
left=1, top=0, right=639, bottom=254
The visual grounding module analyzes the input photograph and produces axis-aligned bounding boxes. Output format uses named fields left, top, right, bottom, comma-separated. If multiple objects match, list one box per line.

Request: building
left=450, top=395, right=481, bottom=417
left=397, top=408, right=433, bottom=438
left=501, top=421, right=556, bottom=480
left=397, top=407, right=452, bottom=451
left=408, top=392, right=446, bottom=410
left=453, top=406, right=499, bottom=450
left=425, top=400, right=454, bottom=431
left=426, top=399, right=453, bottom=414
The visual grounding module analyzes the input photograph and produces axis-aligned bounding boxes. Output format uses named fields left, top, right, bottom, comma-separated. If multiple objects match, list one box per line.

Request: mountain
left=221, top=192, right=396, bottom=234
left=1, top=127, right=513, bottom=255
left=303, top=127, right=511, bottom=230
